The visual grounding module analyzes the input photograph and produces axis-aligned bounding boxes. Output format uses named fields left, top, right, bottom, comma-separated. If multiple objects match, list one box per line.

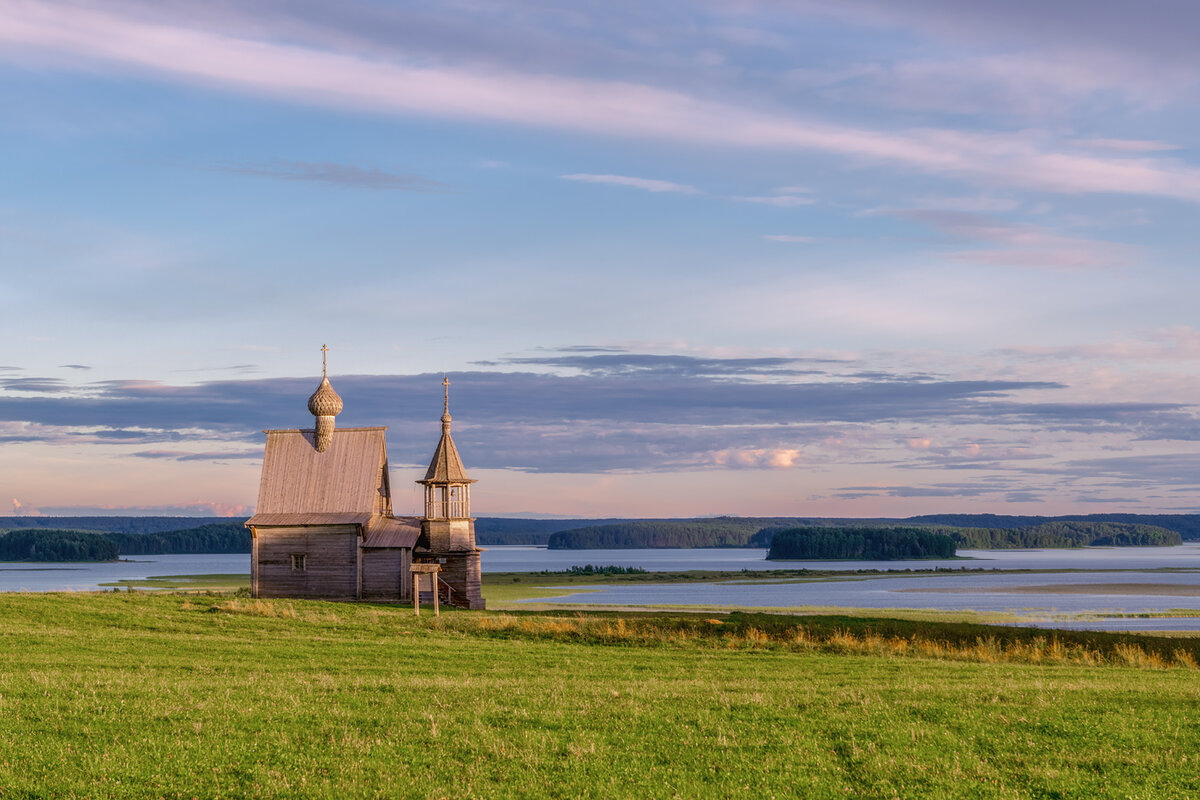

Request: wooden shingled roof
left=247, top=427, right=390, bottom=524
left=420, top=428, right=475, bottom=484
left=362, top=516, right=421, bottom=549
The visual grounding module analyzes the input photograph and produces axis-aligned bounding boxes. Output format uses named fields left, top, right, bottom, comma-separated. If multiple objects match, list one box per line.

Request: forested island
left=948, top=521, right=1180, bottom=549
left=547, top=517, right=1186, bottom=552
left=762, top=521, right=1180, bottom=561
left=766, top=527, right=957, bottom=560
left=548, top=519, right=769, bottom=549
left=0, top=514, right=1192, bottom=561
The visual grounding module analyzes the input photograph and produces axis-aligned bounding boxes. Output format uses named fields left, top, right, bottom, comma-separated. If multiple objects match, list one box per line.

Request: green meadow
left=2, top=592, right=1199, bottom=799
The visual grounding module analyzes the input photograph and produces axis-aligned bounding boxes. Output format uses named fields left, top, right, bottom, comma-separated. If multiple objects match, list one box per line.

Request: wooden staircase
left=416, top=578, right=469, bottom=609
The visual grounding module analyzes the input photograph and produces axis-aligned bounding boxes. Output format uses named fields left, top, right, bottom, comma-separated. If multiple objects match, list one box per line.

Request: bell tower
left=417, top=377, right=484, bottom=608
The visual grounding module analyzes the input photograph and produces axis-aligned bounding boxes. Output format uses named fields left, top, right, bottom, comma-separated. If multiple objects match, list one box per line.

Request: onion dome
left=307, top=376, right=343, bottom=417
left=308, top=345, right=342, bottom=453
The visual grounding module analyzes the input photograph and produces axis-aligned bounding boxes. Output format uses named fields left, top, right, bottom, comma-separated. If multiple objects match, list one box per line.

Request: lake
left=4, top=545, right=1200, bottom=630
left=483, top=543, right=1200, bottom=572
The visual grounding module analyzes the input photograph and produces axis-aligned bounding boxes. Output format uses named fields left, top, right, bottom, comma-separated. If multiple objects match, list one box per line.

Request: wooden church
left=245, top=351, right=484, bottom=608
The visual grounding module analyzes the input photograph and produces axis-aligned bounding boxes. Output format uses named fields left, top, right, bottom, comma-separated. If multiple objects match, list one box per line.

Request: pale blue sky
left=1, top=1, right=1198, bottom=517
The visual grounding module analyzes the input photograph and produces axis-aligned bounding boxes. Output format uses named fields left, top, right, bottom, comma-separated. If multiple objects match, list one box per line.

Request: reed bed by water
left=198, top=596, right=1200, bottom=670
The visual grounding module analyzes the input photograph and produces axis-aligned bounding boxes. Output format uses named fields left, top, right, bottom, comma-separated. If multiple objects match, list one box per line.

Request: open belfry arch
left=244, top=349, right=485, bottom=608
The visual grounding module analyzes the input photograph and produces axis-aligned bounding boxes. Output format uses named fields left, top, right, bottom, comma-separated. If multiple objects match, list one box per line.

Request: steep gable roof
left=250, top=427, right=389, bottom=519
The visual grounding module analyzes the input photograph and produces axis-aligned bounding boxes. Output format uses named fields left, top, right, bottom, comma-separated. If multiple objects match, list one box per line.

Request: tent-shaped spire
left=420, top=377, right=476, bottom=485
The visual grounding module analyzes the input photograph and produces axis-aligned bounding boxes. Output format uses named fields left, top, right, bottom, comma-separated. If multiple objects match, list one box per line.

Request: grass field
left=1, top=593, right=1199, bottom=798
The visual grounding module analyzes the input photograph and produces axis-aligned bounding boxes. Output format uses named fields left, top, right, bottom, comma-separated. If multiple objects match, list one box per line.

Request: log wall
left=422, top=518, right=475, bottom=552
left=361, top=548, right=412, bottom=601
left=435, top=550, right=484, bottom=609
left=253, top=525, right=360, bottom=600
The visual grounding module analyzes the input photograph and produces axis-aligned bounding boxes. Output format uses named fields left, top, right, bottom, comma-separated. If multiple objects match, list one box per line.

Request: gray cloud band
left=0, top=353, right=1193, bottom=474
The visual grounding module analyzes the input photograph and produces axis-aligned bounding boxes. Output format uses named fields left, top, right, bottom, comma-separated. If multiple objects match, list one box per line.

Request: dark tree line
left=766, top=526, right=957, bottom=561
left=106, top=523, right=251, bottom=555
left=548, top=520, right=766, bottom=549
left=0, top=523, right=250, bottom=562
left=0, top=516, right=232, bottom=534
left=0, top=529, right=120, bottom=562
left=908, top=513, right=1200, bottom=540
left=949, top=521, right=1180, bottom=549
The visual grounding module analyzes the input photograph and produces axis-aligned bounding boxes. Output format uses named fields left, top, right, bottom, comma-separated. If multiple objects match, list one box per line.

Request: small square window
left=290, top=553, right=307, bottom=571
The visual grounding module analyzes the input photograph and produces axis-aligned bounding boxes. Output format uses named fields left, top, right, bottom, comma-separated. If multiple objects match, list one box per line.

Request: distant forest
left=0, top=529, right=120, bottom=562
left=548, top=519, right=766, bottom=549
left=548, top=518, right=1184, bottom=552
left=0, top=513, right=1194, bottom=560
left=0, top=523, right=249, bottom=562
left=767, top=527, right=957, bottom=561
left=542, top=515, right=1198, bottom=550
left=909, top=513, right=1200, bottom=540
left=948, top=521, right=1180, bottom=549
left=0, top=516, right=230, bottom=534
left=474, top=518, right=643, bottom=546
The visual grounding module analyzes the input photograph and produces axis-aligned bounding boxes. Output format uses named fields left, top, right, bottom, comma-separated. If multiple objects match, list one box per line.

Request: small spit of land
left=3, top=590, right=1200, bottom=798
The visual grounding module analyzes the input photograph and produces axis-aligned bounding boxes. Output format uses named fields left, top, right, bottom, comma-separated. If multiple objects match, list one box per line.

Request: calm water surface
left=0, top=554, right=250, bottom=592
left=5, top=546, right=1200, bottom=630
left=483, top=544, right=1200, bottom=573
left=491, top=545, right=1200, bottom=631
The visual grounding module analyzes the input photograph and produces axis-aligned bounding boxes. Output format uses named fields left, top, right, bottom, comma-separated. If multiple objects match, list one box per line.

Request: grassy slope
left=1, top=593, right=1199, bottom=799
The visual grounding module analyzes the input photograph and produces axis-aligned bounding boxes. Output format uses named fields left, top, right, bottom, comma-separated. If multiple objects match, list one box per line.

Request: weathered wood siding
left=422, top=518, right=475, bottom=552
left=255, top=428, right=388, bottom=515
left=437, top=550, right=484, bottom=609
left=361, top=548, right=412, bottom=601
left=253, top=525, right=360, bottom=599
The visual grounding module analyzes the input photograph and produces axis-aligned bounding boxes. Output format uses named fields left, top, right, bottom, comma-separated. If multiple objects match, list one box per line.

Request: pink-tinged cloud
left=6, top=4, right=1200, bottom=201
left=709, top=448, right=803, bottom=469
left=888, top=209, right=1134, bottom=269
left=808, top=51, right=1190, bottom=118
left=561, top=174, right=700, bottom=194
left=1070, top=138, right=1183, bottom=152
left=11, top=497, right=41, bottom=516
left=999, top=327, right=1200, bottom=362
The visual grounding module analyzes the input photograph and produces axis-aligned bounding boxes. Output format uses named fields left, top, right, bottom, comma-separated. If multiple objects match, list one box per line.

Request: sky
left=1, top=0, right=1198, bottom=519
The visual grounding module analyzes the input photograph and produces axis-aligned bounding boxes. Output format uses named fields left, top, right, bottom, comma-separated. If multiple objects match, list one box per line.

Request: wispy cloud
left=172, top=364, right=261, bottom=374
left=212, top=160, right=443, bottom=191
left=733, top=195, right=814, bottom=207
left=561, top=174, right=700, bottom=194
left=131, top=449, right=261, bottom=462
left=887, top=208, right=1134, bottom=269
left=482, top=352, right=843, bottom=377
left=1070, top=138, right=1183, bottom=152
left=6, top=4, right=1200, bottom=201
left=0, top=377, right=70, bottom=393
left=998, top=327, right=1200, bottom=363
left=763, top=235, right=815, bottom=243
left=59, top=364, right=91, bottom=370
